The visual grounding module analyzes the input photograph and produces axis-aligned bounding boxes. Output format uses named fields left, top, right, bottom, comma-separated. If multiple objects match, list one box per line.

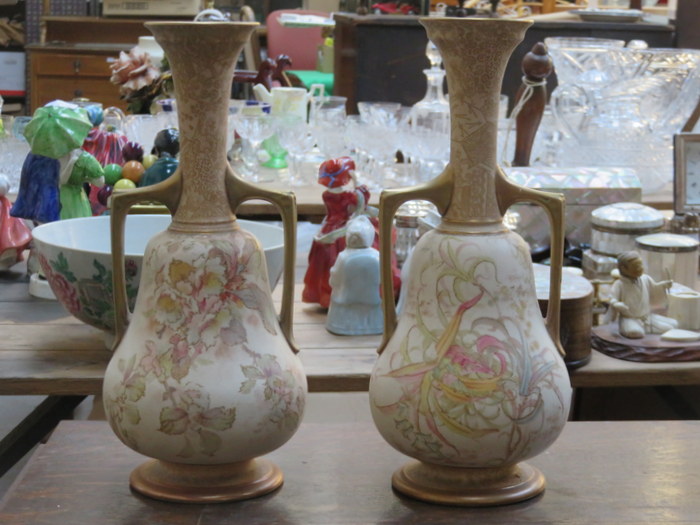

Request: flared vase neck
left=421, top=18, right=531, bottom=226
left=146, top=22, right=258, bottom=231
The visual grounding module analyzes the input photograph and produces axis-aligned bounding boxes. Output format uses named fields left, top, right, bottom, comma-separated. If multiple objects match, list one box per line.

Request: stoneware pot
left=102, top=21, right=306, bottom=503
left=369, top=17, right=572, bottom=506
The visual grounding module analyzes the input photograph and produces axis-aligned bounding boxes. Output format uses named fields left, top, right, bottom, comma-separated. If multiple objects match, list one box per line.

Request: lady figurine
left=302, top=156, right=401, bottom=308
left=302, top=157, right=372, bottom=308
left=0, top=174, right=32, bottom=270
left=326, top=215, right=383, bottom=335
left=10, top=154, right=61, bottom=223
left=608, top=250, right=678, bottom=339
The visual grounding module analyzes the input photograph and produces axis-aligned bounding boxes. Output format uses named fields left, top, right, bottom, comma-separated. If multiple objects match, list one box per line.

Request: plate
left=570, top=8, right=644, bottom=23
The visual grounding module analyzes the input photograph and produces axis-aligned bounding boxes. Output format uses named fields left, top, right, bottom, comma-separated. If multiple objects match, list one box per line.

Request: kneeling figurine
left=608, top=250, right=677, bottom=339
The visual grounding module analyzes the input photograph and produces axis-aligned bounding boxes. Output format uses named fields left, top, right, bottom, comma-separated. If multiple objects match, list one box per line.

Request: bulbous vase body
left=369, top=17, right=572, bottom=506
left=102, top=22, right=306, bottom=503
left=104, top=227, right=306, bottom=465
left=370, top=229, right=571, bottom=467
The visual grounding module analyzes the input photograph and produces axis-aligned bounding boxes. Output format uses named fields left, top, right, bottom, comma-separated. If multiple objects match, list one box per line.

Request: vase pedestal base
left=130, top=457, right=283, bottom=503
left=392, top=460, right=545, bottom=506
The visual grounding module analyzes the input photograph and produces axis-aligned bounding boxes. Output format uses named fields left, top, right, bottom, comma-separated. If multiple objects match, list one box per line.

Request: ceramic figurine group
left=11, top=102, right=105, bottom=223
left=301, top=157, right=400, bottom=335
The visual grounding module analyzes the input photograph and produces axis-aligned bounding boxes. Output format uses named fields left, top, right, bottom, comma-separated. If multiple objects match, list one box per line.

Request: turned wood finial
left=511, top=42, right=554, bottom=167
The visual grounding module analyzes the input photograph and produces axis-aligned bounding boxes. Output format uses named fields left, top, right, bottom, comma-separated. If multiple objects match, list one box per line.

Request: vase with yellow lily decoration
left=368, top=17, right=572, bottom=506
left=102, top=21, right=306, bottom=503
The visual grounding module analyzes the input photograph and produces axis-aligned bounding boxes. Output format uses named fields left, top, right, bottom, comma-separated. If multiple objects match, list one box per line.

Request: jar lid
left=591, top=202, right=665, bottom=230
left=635, top=232, right=700, bottom=253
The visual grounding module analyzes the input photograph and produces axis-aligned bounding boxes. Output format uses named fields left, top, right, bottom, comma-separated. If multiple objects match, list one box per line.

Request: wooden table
left=4, top=255, right=700, bottom=396
left=1, top=419, right=699, bottom=523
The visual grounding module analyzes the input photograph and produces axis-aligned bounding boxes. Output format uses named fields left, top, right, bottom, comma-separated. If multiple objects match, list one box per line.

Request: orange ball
left=122, top=160, right=145, bottom=183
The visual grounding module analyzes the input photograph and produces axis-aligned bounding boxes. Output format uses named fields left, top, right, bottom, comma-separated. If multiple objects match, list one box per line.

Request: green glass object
left=262, top=134, right=288, bottom=169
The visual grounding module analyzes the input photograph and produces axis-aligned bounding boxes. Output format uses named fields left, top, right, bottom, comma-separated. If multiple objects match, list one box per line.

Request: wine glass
left=231, top=101, right=274, bottom=182
left=274, top=115, right=317, bottom=187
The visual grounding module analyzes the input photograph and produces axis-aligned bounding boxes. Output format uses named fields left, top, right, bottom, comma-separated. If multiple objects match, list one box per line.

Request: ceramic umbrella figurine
left=11, top=103, right=94, bottom=223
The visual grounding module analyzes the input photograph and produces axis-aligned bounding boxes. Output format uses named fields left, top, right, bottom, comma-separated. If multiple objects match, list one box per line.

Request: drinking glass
left=309, top=95, right=348, bottom=125
left=274, top=115, right=317, bottom=187
left=231, top=101, right=275, bottom=182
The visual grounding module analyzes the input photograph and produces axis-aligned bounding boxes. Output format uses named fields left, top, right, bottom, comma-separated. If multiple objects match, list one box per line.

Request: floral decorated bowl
left=31, top=215, right=284, bottom=334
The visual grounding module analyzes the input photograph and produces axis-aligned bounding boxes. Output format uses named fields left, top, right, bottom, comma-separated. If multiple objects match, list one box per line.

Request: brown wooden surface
left=2, top=419, right=700, bottom=523
left=5, top=254, right=700, bottom=395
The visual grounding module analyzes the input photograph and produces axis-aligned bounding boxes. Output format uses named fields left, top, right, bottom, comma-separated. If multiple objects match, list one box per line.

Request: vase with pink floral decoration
left=368, top=17, right=572, bottom=506
left=102, top=21, right=306, bottom=503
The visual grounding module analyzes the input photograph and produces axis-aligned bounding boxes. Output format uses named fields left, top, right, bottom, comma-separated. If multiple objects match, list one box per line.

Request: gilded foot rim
left=130, top=458, right=283, bottom=503
left=392, top=461, right=545, bottom=506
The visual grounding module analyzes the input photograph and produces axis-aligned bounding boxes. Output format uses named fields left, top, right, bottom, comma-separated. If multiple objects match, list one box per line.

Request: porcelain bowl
left=31, top=215, right=284, bottom=334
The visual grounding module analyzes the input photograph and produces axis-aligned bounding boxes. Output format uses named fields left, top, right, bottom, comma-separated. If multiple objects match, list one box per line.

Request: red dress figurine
left=0, top=174, right=32, bottom=270
left=302, top=157, right=400, bottom=308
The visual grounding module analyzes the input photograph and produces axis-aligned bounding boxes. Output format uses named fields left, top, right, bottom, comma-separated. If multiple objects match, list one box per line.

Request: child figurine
left=607, top=250, right=678, bottom=339
left=58, top=148, right=105, bottom=219
left=326, top=215, right=383, bottom=335
left=0, top=174, right=32, bottom=270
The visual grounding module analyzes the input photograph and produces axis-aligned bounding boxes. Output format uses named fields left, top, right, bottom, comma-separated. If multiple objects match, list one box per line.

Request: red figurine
left=302, top=157, right=400, bottom=308
left=0, top=174, right=32, bottom=270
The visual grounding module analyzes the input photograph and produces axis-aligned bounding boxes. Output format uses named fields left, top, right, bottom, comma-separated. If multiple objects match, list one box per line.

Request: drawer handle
left=74, top=89, right=84, bottom=98
left=73, top=59, right=81, bottom=73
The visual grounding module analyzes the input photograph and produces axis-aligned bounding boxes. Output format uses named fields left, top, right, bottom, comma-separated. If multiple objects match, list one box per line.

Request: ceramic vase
left=103, top=22, right=306, bottom=503
left=369, top=18, right=572, bottom=506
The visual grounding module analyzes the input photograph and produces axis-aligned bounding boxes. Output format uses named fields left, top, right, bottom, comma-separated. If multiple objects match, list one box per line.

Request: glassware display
left=546, top=36, right=700, bottom=195
left=231, top=101, right=274, bottom=182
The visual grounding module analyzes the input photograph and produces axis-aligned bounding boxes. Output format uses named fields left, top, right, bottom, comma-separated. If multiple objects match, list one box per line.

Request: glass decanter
left=409, top=41, right=450, bottom=134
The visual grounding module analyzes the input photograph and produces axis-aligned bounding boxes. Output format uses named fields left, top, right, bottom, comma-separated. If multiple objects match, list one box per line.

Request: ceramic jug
left=253, top=85, right=323, bottom=120
left=103, top=22, right=306, bottom=503
left=369, top=17, right=572, bottom=506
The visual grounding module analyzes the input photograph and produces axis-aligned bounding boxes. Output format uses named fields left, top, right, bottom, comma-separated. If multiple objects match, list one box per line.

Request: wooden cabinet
left=27, top=43, right=127, bottom=112
left=26, top=16, right=185, bottom=113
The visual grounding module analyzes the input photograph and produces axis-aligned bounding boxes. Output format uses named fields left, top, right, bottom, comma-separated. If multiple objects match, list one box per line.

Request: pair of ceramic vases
left=102, top=18, right=571, bottom=506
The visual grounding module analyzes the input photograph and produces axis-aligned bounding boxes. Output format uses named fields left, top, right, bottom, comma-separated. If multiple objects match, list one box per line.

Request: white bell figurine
left=326, top=215, right=383, bottom=336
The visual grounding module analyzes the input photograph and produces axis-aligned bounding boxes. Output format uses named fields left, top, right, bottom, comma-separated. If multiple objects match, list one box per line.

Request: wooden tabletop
left=4, top=259, right=700, bottom=396
left=1, top=419, right=699, bottom=524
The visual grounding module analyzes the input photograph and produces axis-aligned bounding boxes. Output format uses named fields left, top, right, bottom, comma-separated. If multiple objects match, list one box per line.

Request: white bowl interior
left=32, top=215, right=284, bottom=257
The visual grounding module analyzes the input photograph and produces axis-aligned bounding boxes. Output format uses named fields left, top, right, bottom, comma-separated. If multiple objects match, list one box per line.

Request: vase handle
left=377, top=167, right=453, bottom=355
left=495, top=166, right=566, bottom=358
left=224, top=164, right=299, bottom=354
left=110, top=171, right=183, bottom=349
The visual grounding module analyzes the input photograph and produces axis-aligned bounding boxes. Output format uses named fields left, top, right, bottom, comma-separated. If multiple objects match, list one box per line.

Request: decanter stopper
left=425, top=40, right=442, bottom=70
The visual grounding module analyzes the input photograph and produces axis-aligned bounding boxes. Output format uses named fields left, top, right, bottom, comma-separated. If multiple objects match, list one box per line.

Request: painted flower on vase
left=107, top=236, right=303, bottom=459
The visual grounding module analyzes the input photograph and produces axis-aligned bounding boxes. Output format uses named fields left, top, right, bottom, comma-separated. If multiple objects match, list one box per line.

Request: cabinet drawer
left=33, top=53, right=115, bottom=77
left=33, top=77, right=125, bottom=110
